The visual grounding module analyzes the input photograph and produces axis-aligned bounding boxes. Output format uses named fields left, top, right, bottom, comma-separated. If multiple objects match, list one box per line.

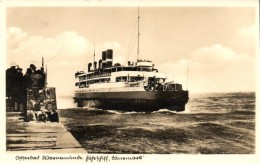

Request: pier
left=6, top=112, right=87, bottom=153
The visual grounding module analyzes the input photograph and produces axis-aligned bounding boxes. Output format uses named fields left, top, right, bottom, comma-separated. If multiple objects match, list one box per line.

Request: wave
left=106, top=110, right=144, bottom=115
left=152, top=109, right=178, bottom=114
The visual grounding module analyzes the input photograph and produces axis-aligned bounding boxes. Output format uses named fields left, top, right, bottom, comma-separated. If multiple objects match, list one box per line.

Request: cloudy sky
left=6, top=4, right=257, bottom=107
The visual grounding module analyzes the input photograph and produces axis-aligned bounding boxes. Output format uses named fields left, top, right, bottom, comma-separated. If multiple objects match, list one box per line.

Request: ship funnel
left=102, top=51, right=106, bottom=60
left=101, top=51, right=107, bottom=69
left=106, top=49, right=113, bottom=59
left=94, top=61, right=97, bottom=70
left=106, top=49, right=113, bottom=68
left=98, top=59, right=102, bottom=70
left=88, top=63, right=92, bottom=72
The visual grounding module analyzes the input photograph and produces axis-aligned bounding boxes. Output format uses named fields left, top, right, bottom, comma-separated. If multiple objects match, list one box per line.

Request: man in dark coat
left=6, top=65, right=17, bottom=99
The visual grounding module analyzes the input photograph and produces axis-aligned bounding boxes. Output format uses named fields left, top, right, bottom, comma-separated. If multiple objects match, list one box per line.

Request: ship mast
left=93, top=40, right=96, bottom=65
left=42, top=57, right=44, bottom=70
left=45, top=65, right=48, bottom=87
left=93, top=30, right=96, bottom=69
left=137, top=7, right=140, bottom=61
left=42, top=57, right=47, bottom=87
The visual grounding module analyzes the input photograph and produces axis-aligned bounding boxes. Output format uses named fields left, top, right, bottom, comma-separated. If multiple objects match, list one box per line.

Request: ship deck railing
left=77, top=67, right=159, bottom=81
left=78, top=73, right=112, bottom=81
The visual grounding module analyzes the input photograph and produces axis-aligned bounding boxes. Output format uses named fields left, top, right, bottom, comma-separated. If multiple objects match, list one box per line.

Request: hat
left=30, top=64, right=36, bottom=69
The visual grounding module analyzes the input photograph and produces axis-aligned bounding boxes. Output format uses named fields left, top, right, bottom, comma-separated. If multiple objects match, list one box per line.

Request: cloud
left=7, top=27, right=93, bottom=104
left=190, top=44, right=255, bottom=92
left=157, top=44, right=255, bottom=93
left=191, top=44, right=236, bottom=63
left=7, top=26, right=28, bottom=49
left=236, top=23, right=256, bottom=39
left=7, top=28, right=92, bottom=68
left=233, top=23, right=256, bottom=55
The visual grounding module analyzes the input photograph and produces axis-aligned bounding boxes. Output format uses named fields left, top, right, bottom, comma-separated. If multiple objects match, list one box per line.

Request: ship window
left=79, top=82, right=86, bottom=88
left=117, top=67, right=123, bottom=71
left=94, top=79, right=101, bottom=83
left=123, top=67, right=137, bottom=71
left=79, top=75, right=86, bottom=81
left=112, top=68, right=116, bottom=72
left=124, top=67, right=131, bottom=71
left=116, top=76, right=127, bottom=82
left=130, top=76, right=144, bottom=82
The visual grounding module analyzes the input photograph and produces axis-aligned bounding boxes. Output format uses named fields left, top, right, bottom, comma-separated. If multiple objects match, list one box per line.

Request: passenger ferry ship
left=73, top=9, right=189, bottom=112
left=74, top=49, right=188, bottom=111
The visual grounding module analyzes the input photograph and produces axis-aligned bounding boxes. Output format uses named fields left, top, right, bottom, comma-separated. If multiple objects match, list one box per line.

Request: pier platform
left=6, top=112, right=87, bottom=153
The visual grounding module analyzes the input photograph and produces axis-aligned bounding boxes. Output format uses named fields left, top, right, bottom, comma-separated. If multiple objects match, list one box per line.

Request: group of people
left=6, top=64, right=46, bottom=111
left=24, top=64, right=46, bottom=88
left=6, top=63, right=59, bottom=123
left=26, top=108, right=59, bottom=122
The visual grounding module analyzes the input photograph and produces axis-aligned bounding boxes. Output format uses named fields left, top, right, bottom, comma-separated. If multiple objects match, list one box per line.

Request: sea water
left=58, top=92, right=255, bottom=154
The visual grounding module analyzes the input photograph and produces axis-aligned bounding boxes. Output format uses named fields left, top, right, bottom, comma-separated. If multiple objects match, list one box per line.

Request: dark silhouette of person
left=29, top=64, right=40, bottom=87
left=24, top=68, right=33, bottom=88
left=40, top=67, right=46, bottom=87
left=12, top=67, right=25, bottom=111
left=6, top=65, right=17, bottom=99
left=49, top=109, right=59, bottom=122
left=30, top=64, right=36, bottom=73
left=36, top=68, right=45, bottom=88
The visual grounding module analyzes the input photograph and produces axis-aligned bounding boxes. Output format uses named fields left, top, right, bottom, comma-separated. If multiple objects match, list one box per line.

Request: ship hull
left=74, top=91, right=189, bottom=112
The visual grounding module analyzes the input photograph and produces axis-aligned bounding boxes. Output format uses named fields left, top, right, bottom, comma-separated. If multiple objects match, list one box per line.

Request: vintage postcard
left=1, top=0, right=259, bottom=163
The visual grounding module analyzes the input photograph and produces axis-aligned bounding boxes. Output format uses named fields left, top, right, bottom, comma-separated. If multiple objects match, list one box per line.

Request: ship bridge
left=136, top=59, right=153, bottom=67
